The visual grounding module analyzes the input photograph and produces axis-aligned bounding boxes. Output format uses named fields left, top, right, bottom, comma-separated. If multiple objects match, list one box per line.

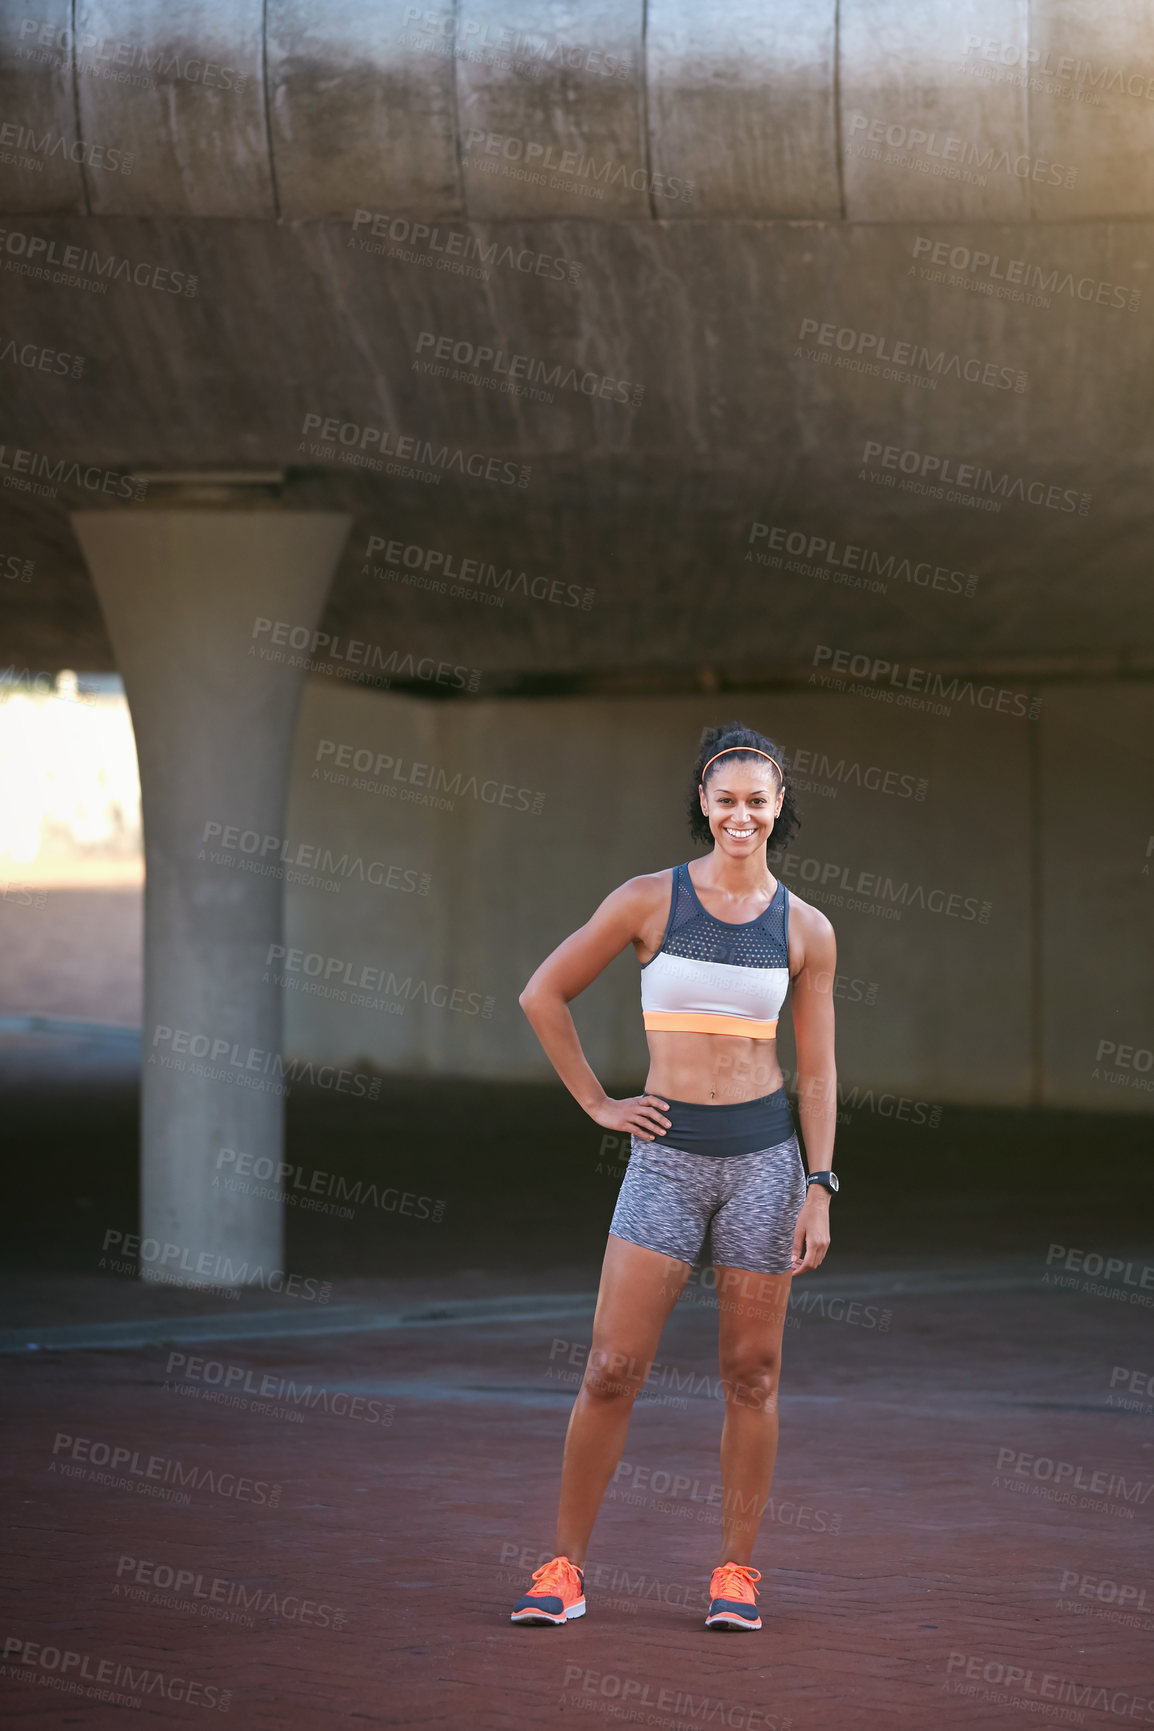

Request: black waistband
left=651, top=1088, right=796, bottom=1158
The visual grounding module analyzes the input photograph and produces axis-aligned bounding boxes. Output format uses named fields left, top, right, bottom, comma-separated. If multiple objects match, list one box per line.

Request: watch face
left=828, top=1172, right=839, bottom=1192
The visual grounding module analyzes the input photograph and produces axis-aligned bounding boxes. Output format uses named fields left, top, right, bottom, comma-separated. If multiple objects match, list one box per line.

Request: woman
left=511, top=721, right=839, bottom=1632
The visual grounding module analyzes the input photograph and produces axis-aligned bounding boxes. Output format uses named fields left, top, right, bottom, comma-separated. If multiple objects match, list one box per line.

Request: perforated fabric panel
left=664, top=863, right=788, bottom=969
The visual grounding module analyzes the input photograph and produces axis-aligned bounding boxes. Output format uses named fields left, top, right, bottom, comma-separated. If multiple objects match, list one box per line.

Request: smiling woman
left=512, top=720, right=841, bottom=1636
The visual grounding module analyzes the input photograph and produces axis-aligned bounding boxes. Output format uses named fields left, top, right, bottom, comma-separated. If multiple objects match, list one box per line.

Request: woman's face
left=699, top=759, right=783, bottom=855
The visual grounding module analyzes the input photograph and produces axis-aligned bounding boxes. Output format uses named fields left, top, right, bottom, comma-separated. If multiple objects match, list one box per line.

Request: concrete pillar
left=71, top=504, right=351, bottom=1286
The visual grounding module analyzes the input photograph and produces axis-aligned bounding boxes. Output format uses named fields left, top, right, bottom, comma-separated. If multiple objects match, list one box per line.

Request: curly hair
left=686, top=720, right=801, bottom=856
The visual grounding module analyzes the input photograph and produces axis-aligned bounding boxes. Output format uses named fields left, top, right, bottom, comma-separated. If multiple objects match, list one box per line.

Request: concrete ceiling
left=2, top=0, right=1153, bottom=686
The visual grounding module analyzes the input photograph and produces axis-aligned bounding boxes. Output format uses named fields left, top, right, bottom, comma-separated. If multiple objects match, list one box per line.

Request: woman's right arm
left=518, top=875, right=672, bottom=1140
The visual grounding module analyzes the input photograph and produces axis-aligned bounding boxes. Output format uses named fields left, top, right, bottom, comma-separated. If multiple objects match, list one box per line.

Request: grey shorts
left=608, top=1133, right=806, bottom=1275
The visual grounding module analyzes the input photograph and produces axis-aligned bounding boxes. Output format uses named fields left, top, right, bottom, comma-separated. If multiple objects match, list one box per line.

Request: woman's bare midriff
left=643, top=1030, right=784, bottom=1106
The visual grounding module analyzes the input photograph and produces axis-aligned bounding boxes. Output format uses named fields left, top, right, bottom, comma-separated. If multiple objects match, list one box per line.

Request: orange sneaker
left=705, top=1562, right=762, bottom=1629
left=510, top=1554, right=586, bottom=1625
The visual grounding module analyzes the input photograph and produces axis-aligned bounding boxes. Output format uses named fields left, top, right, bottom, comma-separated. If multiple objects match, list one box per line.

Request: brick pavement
left=3, top=1260, right=1152, bottom=1730
left=3, top=1063, right=1152, bottom=1728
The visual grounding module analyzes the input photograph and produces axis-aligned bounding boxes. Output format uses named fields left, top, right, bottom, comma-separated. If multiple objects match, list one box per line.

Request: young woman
left=511, top=721, right=839, bottom=1632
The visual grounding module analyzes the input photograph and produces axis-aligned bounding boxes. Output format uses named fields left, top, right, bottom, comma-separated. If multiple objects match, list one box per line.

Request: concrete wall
left=281, top=674, right=1154, bottom=1111
left=1040, top=683, right=1154, bottom=1113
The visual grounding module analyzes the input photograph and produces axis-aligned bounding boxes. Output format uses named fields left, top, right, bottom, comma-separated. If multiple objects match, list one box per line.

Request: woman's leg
left=712, top=1265, right=792, bottom=1566
left=553, top=1234, right=691, bottom=1564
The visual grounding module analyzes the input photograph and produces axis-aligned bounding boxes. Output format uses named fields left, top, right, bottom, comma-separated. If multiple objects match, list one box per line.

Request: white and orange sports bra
left=640, top=862, right=791, bottom=1041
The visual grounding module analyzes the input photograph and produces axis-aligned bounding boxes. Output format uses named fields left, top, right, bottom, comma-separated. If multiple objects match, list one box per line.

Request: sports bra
left=640, top=862, right=790, bottom=1041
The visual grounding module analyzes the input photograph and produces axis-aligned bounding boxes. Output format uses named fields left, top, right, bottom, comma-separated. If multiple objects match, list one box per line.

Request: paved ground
left=4, top=1259, right=1154, bottom=1730
left=2, top=1042, right=1153, bottom=1729
left=0, top=884, right=141, bottom=1025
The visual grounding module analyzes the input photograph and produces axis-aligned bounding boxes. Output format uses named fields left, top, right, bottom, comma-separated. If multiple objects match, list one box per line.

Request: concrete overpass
left=2, top=0, right=1152, bottom=1277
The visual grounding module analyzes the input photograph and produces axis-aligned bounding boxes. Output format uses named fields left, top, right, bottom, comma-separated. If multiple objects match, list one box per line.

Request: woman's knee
left=581, top=1341, right=651, bottom=1402
left=718, top=1345, right=781, bottom=1409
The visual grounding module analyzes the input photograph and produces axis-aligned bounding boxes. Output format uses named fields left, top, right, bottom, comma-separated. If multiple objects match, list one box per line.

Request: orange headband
left=700, top=746, right=783, bottom=784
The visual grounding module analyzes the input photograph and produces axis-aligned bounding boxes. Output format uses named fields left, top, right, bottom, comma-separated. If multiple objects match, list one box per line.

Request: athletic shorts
left=609, top=1131, right=806, bottom=1275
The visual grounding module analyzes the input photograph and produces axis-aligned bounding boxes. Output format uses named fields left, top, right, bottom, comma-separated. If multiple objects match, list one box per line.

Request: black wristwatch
left=805, top=1171, right=839, bottom=1195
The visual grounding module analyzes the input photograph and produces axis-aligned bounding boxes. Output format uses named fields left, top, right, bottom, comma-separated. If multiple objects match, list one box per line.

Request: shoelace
left=711, top=1562, right=761, bottom=1601
left=530, top=1556, right=579, bottom=1596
